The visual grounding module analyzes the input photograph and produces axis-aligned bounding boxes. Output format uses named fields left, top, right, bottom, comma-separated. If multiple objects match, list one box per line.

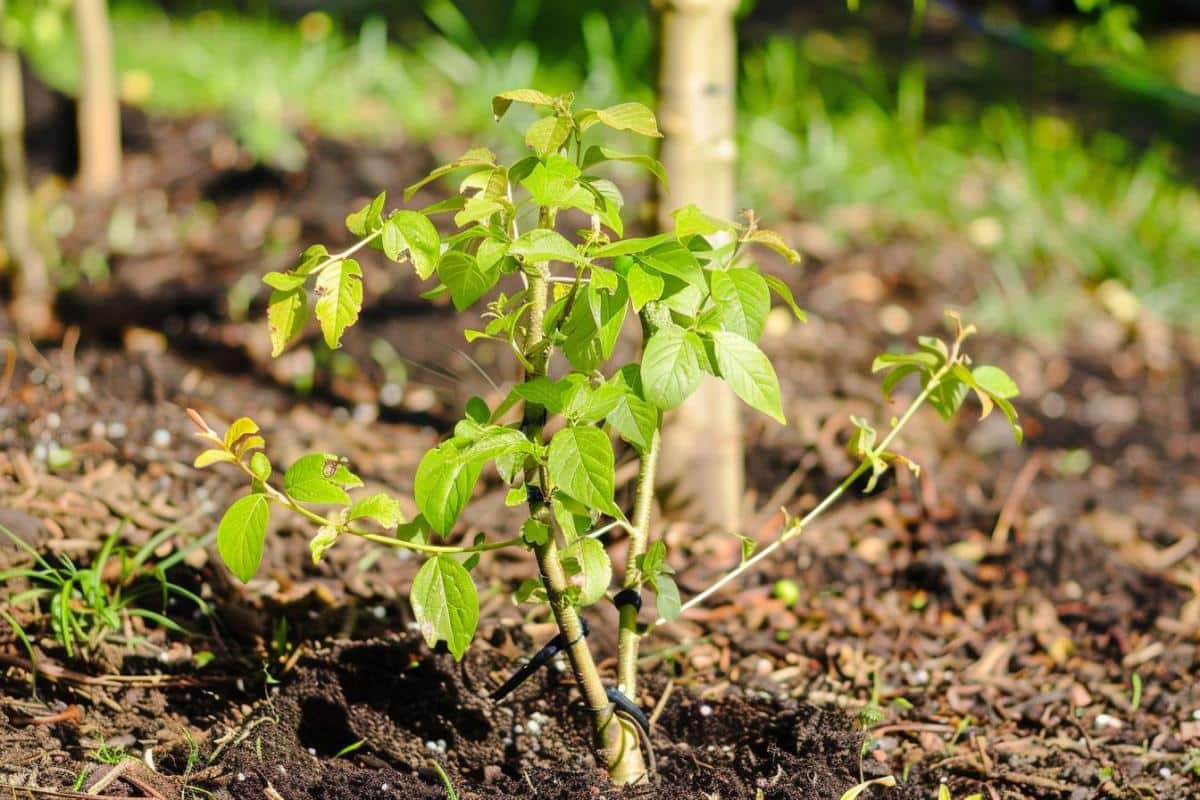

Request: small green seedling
left=193, top=88, right=1021, bottom=785
left=0, top=522, right=211, bottom=661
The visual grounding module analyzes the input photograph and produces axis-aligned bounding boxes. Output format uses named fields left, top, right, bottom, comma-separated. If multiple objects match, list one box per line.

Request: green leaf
left=566, top=538, right=612, bottom=607
left=640, top=327, right=704, bottom=410
left=547, top=426, right=619, bottom=517
left=524, top=114, right=573, bottom=157
left=495, top=449, right=527, bottom=486
left=589, top=233, right=674, bottom=259
left=606, top=366, right=659, bottom=453
left=872, top=351, right=940, bottom=374
left=414, top=442, right=483, bottom=535
left=521, top=518, right=550, bottom=546
left=308, top=525, right=338, bottom=564
left=347, top=493, right=404, bottom=528
left=590, top=266, right=619, bottom=293
left=580, top=102, right=662, bottom=137
left=492, top=88, right=557, bottom=121
left=509, top=229, right=589, bottom=267
left=838, top=776, right=897, bottom=800
left=388, top=211, right=441, bottom=279
left=580, top=146, right=667, bottom=186
left=249, top=452, right=272, bottom=481
left=744, top=228, right=801, bottom=263
left=711, top=268, right=770, bottom=341
left=762, top=274, right=808, bottom=322
left=992, top=395, right=1024, bottom=444
left=561, top=282, right=628, bottom=372
left=635, top=242, right=706, bottom=290
left=626, top=263, right=664, bottom=312
left=454, top=426, right=535, bottom=466
left=638, top=540, right=673, bottom=580
left=465, top=396, right=490, bottom=424
left=917, top=335, right=950, bottom=362
left=927, top=375, right=970, bottom=421
left=847, top=415, right=877, bottom=459
left=313, top=258, right=363, bottom=349
left=263, top=271, right=307, bottom=291
left=404, top=147, right=497, bottom=201
left=453, top=196, right=507, bottom=227
left=654, top=575, right=681, bottom=621
left=585, top=177, right=625, bottom=237
left=284, top=453, right=360, bottom=504
left=267, top=287, right=308, bottom=357
left=410, top=555, right=479, bottom=660
left=459, top=165, right=508, bottom=200
left=194, top=448, right=236, bottom=468
left=293, top=244, right=329, bottom=275
left=224, top=417, right=260, bottom=450
left=710, top=331, right=786, bottom=423
left=217, top=494, right=270, bottom=583
left=563, top=379, right=625, bottom=425
left=520, top=154, right=591, bottom=212
left=880, top=363, right=921, bottom=400
left=514, top=376, right=570, bottom=414
left=514, top=578, right=546, bottom=604
left=437, top=251, right=497, bottom=311
left=673, top=204, right=736, bottom=240
left=346, top=192, right=386, bottom=237
left=971, top=365, right=1019, bottom=399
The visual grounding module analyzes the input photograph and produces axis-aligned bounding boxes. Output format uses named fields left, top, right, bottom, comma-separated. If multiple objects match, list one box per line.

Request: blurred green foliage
left=12, top=1, right=1200, bottom=335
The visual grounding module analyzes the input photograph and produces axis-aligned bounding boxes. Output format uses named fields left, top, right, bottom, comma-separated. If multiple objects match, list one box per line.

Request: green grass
left=17, top=2, right=1200, bottom=335
left=19, top=2, right=651, bottom=167
left=738, top=34, right=1200, bottom=335
left=0, top=521, right=212, bottom=660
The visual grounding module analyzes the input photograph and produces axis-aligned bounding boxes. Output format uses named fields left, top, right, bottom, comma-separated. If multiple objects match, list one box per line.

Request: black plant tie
left=605, top=687, right=651, bottom=737
left=525, top=484, right=545, bottom=505
left=490, top=617, right=590, bottom=702
left=613, top=588, right=642, bottom=611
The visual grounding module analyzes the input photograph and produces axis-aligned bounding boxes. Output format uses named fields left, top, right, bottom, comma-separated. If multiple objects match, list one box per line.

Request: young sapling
left=192, top=88, right=1021, bottom=785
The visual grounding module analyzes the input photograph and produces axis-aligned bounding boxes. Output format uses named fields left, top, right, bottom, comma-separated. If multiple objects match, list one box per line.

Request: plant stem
left=519, top=214, right=646, bottom=785
left=616, top=427, right=660, bottom=697
left=226, top=453, right=520, bottom=555
left=653, top=358, right=954, bottom=627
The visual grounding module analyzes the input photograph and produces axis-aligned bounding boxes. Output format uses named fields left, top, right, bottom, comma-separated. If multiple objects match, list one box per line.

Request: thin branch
left=655, top=353, right=959, bottom=627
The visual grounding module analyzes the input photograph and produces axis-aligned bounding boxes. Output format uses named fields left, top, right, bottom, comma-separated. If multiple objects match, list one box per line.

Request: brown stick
left=990, top=452, right=1043, bottom=550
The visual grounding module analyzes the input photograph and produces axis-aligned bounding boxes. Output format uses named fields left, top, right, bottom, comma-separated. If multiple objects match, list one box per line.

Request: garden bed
left=2, top=107, right=1198, bottom=799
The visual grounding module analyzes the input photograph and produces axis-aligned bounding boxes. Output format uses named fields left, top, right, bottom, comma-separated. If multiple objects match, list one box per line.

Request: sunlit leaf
left=492, top=88, right=557, bottom=121
left=437, top=251, right=497, bottom=311
left=580, top=146, right=667, bottom=186
left=411, top=555, right=479, bottom=660
left=710, top=268, right=770, bottom=341
left=710, top=331, right=786, bottom=423
left=217, top=493, right=270, bottom=583
left=547, top=426, right=620, bottom=518
left=347, top=493, right=404, bottom=528
left=524, top=114, right=573, bottom=157
left=414, top=442, right=483, bottom=535
left=640, top=327, right=704, bottom=410
left=267, top=287, right=308, bottom=357
left=313, top=258, right=363, bottom=349
left=565, top=538, right=611, bottom=606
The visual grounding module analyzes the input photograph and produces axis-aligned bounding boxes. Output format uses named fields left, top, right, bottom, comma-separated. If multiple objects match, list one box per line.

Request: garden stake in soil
left=192, top=87, right=1021, bottom=787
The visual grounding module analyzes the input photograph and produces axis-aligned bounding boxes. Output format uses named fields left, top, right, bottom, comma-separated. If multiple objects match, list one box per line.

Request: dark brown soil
left=2, top=94, right=1199, bottom=799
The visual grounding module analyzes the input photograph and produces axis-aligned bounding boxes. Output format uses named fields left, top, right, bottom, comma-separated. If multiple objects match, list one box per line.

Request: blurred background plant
left=7, top=0, right=1199, bottom=335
